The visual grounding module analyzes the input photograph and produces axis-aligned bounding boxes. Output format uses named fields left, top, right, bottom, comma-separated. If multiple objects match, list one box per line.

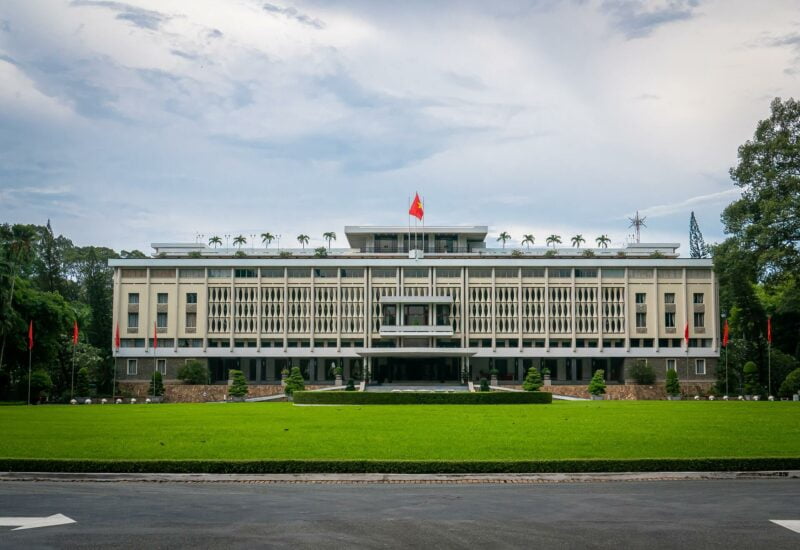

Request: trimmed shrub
left=177, top=360, right=209, bottom=385
left=665, top=369, right=680, bottom=396
left=345, top=379, right=356, bottom=391
left=778, top=368, right=800, bottom=397
left=479, top=378, right=490, bottom=392
left=22, top=369, right=53, bottom=403
left=75, top=367, right=91, bottom=396
left=522, top=367, right=543, bottom=391
left=284, top=367, right=305, bottom=396
left=588, top=370, right=606, bottom=396
left=148, top=371, right=165, bottom=397
left=228, top=370, right=249, bottom=398
left=292, top=391, right=553, bottom=405
left=743, top=361, right=760, bottom=395
left=628, top=359, right=656, bottom=385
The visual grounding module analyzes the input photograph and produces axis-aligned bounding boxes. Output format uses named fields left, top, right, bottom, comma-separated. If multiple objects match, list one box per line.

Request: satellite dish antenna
left=628, top=211, right=647, bottom=244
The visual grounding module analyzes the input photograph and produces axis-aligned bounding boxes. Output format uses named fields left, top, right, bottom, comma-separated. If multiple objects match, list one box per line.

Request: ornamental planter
left=148, top=396, right=164, bottom=404
left=667, top=395, right=682, bottom=401
left=490, top=375, right=499, bottom=386
left=335, top=375, right=343, bottom=387
left=229, top=396, right=245, bottom=403
left=543, top=374, right=552, bottom=387
left=591, top=395, right=604, bottom=400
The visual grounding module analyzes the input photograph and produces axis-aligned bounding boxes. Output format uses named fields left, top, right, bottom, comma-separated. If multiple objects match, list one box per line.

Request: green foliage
left=743, top=361, right=760, bottom=395
left=21, top=369, right=53, bottom=402
left=293, top=391, right=553, bottom=405
left=313, top=247, right=327, bottom=258
left=779, top=368, right=800, bottom=397
left=522, top=367, right=542, bottom=391
left=345, top=379, right=356, bottom=391
left=479, top=378, right=490, bottom=392
left=588, top=370, right=606, bottom=395
left=665, top=369, right=681, bottom=396
left=628, top=360, right=656, bottom=385
left=148, top=371, right=165, bottom=397
left=689, top=211, right=708, bottom=258
left=228, top=369, right=248, bottom=398
left=543, top=249, right=556, bottom=258
left=649, top=251, right=665, bottom=259
left=283, top=366, right=305, bottom=396
left=177, top=360, right=209, bottom=385
left=510, top=249, right=523, bottom=257
left=278, top=251, right=293, bottom=258
left=581, top=249, right=595, bottom=257
left=187, top=251, right=202, bottom=259
left=75, top=367, right=91, bottom=396
left=234, top=250, right=247, bottom=258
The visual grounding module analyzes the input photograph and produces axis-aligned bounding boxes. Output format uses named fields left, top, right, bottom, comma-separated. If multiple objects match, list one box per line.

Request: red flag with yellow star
left=408, top=193, right=424, bottom=220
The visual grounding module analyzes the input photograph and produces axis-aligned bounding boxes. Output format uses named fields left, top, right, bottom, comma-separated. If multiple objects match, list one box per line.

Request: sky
left=0, top=0, right=798, bottom=254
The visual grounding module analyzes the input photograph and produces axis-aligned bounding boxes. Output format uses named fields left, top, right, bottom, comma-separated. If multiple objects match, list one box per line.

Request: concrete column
left=544, top=267, right=550, bottom=350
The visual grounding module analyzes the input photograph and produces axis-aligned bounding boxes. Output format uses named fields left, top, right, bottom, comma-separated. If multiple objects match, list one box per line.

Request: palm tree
left=546, top=234, right=561, bottom=248
left=260, top=233, right=274, bottom=248
left=208, top=236, right=222, bottom=248
left=571, top=234, right=585, bottom=248
left=233, top=235, right=247, bottom=249
left=595, top=234, right=611, bottom=248
left=496, top=231, right=511, bottom=248
left=297, top=234, right=310, bottom=249
left=323, top=231, right=337, bottom=250
left=521, top=234, right=535, bottom=250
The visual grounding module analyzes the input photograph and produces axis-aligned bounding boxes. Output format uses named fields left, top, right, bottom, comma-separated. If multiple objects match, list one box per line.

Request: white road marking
left=771, top=520, right=800, bottom=534
left=0, top=514, right=76, bottom=531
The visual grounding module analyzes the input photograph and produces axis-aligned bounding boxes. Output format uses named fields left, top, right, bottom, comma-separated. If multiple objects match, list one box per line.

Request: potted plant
left=331, top=362, right=343, bottom=386
left=541, top=367, right=552, bottom=386
left=489, top=368, right=499, bottom=387
left=588, top=369, right=606, bottom=400
left=228, top=369, right=248, bottom=402
left=665, top=369, right=681, bottom=400
left=280, top=367, right=290, bottom=387
left=284, top=367, right=305, bottom=400
left=148, top=370, right=165, bottom=403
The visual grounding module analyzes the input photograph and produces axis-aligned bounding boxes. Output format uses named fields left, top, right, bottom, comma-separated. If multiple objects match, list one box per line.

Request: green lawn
left=1, top=401, right=798, bottom=461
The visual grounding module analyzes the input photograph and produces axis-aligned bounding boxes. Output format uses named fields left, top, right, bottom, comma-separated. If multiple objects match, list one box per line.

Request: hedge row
left=292, top=391, right=553, bottom=405
left=1, top=457, right=799, bottom=474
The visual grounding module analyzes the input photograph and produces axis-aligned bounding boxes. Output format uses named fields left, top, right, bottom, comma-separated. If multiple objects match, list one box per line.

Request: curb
left=2, top=471, right=798, bottom=484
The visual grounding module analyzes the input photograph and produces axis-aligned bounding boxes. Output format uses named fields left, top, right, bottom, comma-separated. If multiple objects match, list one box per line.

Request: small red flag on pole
left=28, top=320, right=34, bottom=350
left=722, top=319, right=729, bottom=348
left=767, top=316, right=772, bottom=343
left=684, top=321, right=689, bottom=344
left=114, top=323, right=121, bottom=350
left=72, top=320, right=79, bottom=346
left=408, top=192, right=424, bottom=220
left=153, top=321, right=158, bottom=349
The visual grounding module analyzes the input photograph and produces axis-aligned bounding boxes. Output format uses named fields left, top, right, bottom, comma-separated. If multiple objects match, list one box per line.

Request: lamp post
left=721, top=312, right=728, bottom=397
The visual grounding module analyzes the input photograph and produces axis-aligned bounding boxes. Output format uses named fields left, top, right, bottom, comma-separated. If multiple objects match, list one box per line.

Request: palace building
left=110, top=225, right=719, bottom=386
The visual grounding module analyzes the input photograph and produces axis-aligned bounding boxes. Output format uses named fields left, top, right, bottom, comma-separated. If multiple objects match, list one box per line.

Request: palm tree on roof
left=233, top=235, right=247, bottom=249
left=595, top=235, right=611, bottom=248
left=261, top=233, right=274, bottom=248
left=571, top=234, right=585, bottom=248
left=208, top=236, right=222, bottom=248
left=521, top=234, right=535, bottom=250
left=323, top=231, right=337, bottom=250
left=497, top=232, right=511, bottom=248
left=297, top=234, right=310, bottom=249
left=545, top=234, right=561, bottom=249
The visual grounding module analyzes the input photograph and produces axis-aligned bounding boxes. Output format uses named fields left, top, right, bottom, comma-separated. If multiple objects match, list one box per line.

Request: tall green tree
left=496, top=232, right=511, bottom=248
left=689, top=211, right=708, bottom=259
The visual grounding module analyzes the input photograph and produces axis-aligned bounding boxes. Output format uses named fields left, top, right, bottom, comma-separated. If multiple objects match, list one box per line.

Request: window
left=436, top=268, right=460, bottom=278
left=151, top=269, right=175, bottom=278
left=694, top=312, right=705, bottom=328
left=157, top=293, right=168, bottom=304
left=575, top=269, right=597, bottom=278
left=666, top=359, right=676, bottom=372
left=404, top=268, right=429, bottom=279
left=340, top=268, right=364, bottom=278
left=157, top=312, right=168, bottom=328
left=635, top=312, right=647, bottom=328
left=629, top=269, right=653, bottom=279
left=469, top=268, right=492, bottom=278
left=208, top=268, right=231, bottom=278
left=601, top=268, right=625, bottom=278
left=693, top=293, right=704, bottom=304
left=664, top=311, right=675, bottom=328
left=635, top=293, right=646, bottom=304
left=185, top=312, right=197, bottom=328
left=179, top=268, right=204, bottom=278
left=550, top=268, right=572, bottom=278
left=121, top=268, right=146, bottom=279
left=313, top=268, right=336, bottom=278
left=186, top=293, right=197, bottom=304
left=371, top=268, right=396, bottom=279
left=234, top=268, right=257, bottom=278
left=521, top=268, right=545, bottom=278
left=128, top=293, right=139, bottom=305
left=127, top=312, right=139, bottom=329
left=695, top=359, right=706, bottom=375
left=157, top=359, right=166, bottom=375
left=382, top=304, right=397, bottom=326
left=287, top=268, right=309, bottom=278
left=495, top=268, right=517, bottom=278
left=127, top=359, right=137, bottom=375
left=261, top=268, right=284, bottom=278
left=664, top=293, right=675, bottom=304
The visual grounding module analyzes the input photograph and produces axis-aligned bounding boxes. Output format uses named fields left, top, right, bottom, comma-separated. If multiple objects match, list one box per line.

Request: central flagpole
left=27, top=346, right=31, bottom=406
left=768, top=339, right=771, bottom=397
left=70, top=344, right=76, bottom=399
left=407, top=195, right=410, bottom=253
left=725, top=345, right=728, bottom=397
left=422, top=194, right=425, bottom=253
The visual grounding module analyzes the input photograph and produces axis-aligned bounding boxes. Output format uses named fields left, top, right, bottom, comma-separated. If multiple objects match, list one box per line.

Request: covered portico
left=357, top=348, right=476, bottom=383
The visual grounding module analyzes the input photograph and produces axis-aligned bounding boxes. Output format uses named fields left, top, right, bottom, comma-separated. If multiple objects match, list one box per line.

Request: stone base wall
left=506, top=382, right=716, bottom=400
left=117, top=382, right=326, bottom=402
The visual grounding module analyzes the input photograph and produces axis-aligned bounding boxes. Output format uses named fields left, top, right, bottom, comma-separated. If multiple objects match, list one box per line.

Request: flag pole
left=153, top=322, right=157, bottom=399
left=407, top=195, right=410, bottom=254
left=767, top=315, right=772, bottom=397
left=70, top=343, right=76, bottom=400
left=27, top=345, right=31, bottom=406
left=725, top=345, right=728, bottom=397
left=422, top=194, right=425, bottom=253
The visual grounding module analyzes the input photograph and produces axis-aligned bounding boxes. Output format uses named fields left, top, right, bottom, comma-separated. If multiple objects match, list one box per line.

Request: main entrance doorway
left=372, top=357, right=460, bottom=383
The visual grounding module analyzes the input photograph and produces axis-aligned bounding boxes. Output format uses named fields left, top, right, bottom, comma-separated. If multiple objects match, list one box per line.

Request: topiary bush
left=75, top=367, right=91, bottom=396
left=588, top=370, right=606, bottom=396
left=665, top=369, right=680, bottom=396
left=148, top=371, right=165, bottom=397
left=345, top=378, right=356, bottom=391
left=22, top=369, right=53, bottom=403
left=778, top=367, right=800, bottom=398
left=228, top=369, right=249, bottom=398
left=479, top=378, right=490, bottom=392
left=284, top=366, right=305, bottom=396
left=743, top=361, right=760, bottom=396
left=522, top=367, right=543, bottom=391
left=178, top=360, right=209, bottom=385
left=628, top=359, right=656, bottom=385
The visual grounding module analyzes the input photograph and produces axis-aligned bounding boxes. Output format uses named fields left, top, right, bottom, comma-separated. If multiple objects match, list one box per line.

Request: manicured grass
left=0, top=401, right=798, bottom=462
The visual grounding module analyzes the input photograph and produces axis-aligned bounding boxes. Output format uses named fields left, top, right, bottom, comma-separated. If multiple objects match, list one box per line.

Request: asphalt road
left=0, top=479, right=798, bottom=549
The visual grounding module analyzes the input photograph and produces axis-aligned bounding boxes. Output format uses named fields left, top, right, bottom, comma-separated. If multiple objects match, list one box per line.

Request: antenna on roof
left=628, top=211, right=647, bottom=244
